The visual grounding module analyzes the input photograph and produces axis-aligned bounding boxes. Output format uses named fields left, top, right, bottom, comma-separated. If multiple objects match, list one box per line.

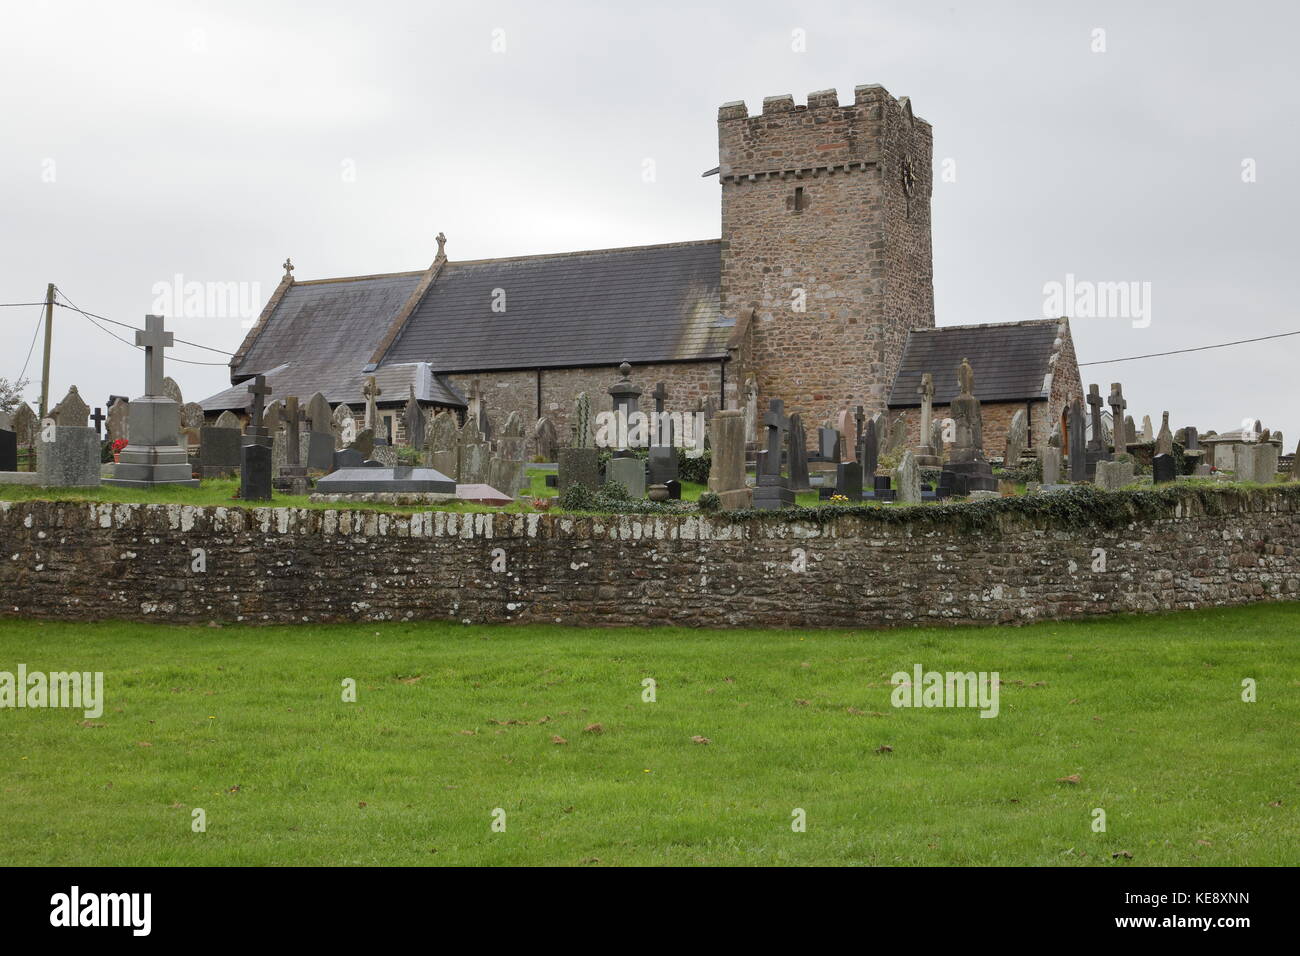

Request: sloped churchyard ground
left=1, top=605, right=1295, bottom=867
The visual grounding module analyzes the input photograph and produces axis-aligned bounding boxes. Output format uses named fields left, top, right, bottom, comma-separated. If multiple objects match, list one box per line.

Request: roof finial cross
left=283, top=257, right=294, bottom=279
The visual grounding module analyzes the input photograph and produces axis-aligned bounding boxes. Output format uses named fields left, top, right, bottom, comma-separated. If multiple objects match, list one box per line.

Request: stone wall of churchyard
left=2, top=488, right=1298, bottom=629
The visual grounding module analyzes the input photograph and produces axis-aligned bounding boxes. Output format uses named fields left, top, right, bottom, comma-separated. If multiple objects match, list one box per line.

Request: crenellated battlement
left=717, top=84, right=929, bottom=183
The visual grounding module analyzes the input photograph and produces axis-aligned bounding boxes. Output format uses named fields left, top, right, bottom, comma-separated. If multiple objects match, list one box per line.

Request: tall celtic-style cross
left=1108, top=383, right=1127, bottom=453
left=247, top=374, right=272, bottom=430
left=136, top=314, right=174, bottom=397
left=1086, top=384, right=1105, bottom=451
left=762, top=398, right=790, bottom=476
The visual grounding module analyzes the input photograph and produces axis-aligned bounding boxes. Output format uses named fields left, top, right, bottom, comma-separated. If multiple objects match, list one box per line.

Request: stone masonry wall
left=2, top=490, right=1297, bottom=629
left=719, top=85, right=935, bottom=428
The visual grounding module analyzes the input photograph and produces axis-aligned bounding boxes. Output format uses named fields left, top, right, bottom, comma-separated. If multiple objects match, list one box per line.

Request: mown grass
left=0, top=604, right=1295, bottom=866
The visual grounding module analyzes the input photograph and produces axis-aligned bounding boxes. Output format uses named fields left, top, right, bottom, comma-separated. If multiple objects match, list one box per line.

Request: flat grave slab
left=315, top=466, right=455, bottom=496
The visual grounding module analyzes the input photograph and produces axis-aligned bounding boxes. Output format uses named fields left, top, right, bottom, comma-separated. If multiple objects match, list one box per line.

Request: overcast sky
left=2, top=0, right=1296, bottom=438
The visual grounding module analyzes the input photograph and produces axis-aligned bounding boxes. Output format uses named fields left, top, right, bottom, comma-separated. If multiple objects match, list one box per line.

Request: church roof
left=380, top=240, right=728, bottom=372
left=888, top=319, right=1066, bottom=407
left=203, top=272, right=464, bottom=411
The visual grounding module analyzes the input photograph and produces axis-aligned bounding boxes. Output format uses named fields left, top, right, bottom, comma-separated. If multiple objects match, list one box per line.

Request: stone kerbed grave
left=2, top=486, right=1297, bottom=630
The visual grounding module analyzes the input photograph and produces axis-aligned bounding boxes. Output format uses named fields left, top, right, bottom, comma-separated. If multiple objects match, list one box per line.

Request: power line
left=53, top=289, right=233, bottom=367
left=16, top=302, right=45, bottom=383
left=0, top=302, right=53, bottom=308
left=1081, top=329, right=1300, bottom=366
left=53, top=289, right=234, bottom=356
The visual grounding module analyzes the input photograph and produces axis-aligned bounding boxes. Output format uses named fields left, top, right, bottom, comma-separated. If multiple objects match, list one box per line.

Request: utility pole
left=39, top=282, right=54, bottom=419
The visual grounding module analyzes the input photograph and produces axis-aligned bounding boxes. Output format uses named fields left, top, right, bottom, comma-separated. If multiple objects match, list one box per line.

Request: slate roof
left=202, top=273, right=464, bottom=412
left=381, top=240, right=728, bottom=372
left=888, top=320, right=1064, bottom=407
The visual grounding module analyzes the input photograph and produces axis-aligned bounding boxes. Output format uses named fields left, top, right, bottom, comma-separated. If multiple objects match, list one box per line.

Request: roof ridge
left=444, top=238, right=720, bottom=267
left=293, top=269, right=429, bottom=286
left=910, top=318, right=1065, bottom=333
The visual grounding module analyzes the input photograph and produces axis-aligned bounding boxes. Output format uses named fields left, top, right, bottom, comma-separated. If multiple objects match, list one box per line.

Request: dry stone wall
left=2, top=490, right=1298, bottom=629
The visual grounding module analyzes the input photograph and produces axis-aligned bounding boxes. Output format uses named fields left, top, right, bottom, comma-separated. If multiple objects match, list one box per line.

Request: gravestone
left=242, top=375, right=274, bottom=450
left=1068, top=399, right=1087, bottom=482
left=1154, top=412, right=1174, bottom=456
left=1086, top=385, right=1105, bottom=454
left=929, top=418, right=944, bottom=463
left=51, top=385, right=90, bottom=426
left=915, top=372, right=941, bottom=466
left=817, top=426, right=840, bottom=461
left=1108, top=383, right=1128, bottom=453
left=533, top=416, right=559, bottom=461
left=835, top=409, right=856, bottom=463
left=1095, top=458, right=1135, bottom=491
left=426, top=411, right=460, bottom=479
left=161, top=376, right=183, bottom=407
left=103, top=316, right=199, bottom=488
left=895, top=450, right=921, bottom=504
left=488, top=411, right=528, bottom=495
left=648, top=445, right=678, bottom=486
left=90, top=406, right=106, bottom=438
left=274, top=396, right=309, bottom=494
left=606, top=456, right=646, bottom=498
left=1125, top=416, right=1137, bottom=446
left=106, top=399, right=130, bottom=445
left=457, top=418, right=490, bottom=484
left=466, top=378, right=493, bottom=443
left=706, top=409, right=751, bottom=510
left=349, top=427, right=375, bottom=459
left=664, top=478, right=682, bottom=500
left=558, top=392, right=600, bottom=494
left=787, top=413, right=810, bottom=492
left=0, top=428, right=15, bottom=472
left=331, top=402, right=356, bottom=449
left=1041, top=424, right=1062, bottom=485
left=12, top=403, right=38, bottom=458
left=199, top=420, right=242, bottom=478
left=860, top=417, right=879, bottom=478
left=608, top=362, right=641, bottom=433
left=1152, top=453, right=1176, bottom=484
left=754, top=398, right=794, bottom=510
left=941, top=359, right=997, bottom=493
left=306, top=392, right=332, bottom=434
left=37, top=426, right=101, bottom=487
left=240, top=442, right=273, bottom=500
left=835, top=460, right=863, bottom=499
left=885, top=413, right=908, bottom=457
left=1141, top=415, right=1154, bottom=443
left=332, top=448, right=365, bottom=471
left=1254, top=442, right=1280, bottom=483
left=361, top=376, right=382, bottom=433
left=1004, top=408, right=1027, bottom=465
left=402, top=386, right=425, bottom=451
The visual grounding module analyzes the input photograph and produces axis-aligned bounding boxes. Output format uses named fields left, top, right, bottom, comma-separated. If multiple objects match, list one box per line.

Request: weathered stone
left=1155, top=412, right=1174, bottom=455
left=557, top=447, right=599, bottom=494
left=36, top=426, right=101, bottom=487
left=606, top=455, right=645, bottom=498
left=533, top=416, right=559, bottom=461
left=199, top=426, right=242, bottom=478
left=1095, top=458, right=1134, bottom=491
left=331, top=403, right=356, bottom=448
left=51, top=386, right=90, bottom=427
left=707, top=409, right=750, bottom=509
left=895, top=450, right=921, bottom=503
left=1004, top=408, right=1027, bottom=465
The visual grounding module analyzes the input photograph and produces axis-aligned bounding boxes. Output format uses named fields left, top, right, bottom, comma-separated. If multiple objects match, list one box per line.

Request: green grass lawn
left=1, top=605, right=1295, bottom=866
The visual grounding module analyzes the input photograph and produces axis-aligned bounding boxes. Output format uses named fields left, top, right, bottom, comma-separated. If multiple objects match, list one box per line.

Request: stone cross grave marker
left=1086, top=385, right=1105, bottom=453
left=1108, top=383, right=1128, bottom=454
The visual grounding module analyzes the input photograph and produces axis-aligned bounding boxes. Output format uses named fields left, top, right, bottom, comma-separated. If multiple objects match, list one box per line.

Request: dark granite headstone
left=664, top=478, right=682, bottom=500
left=835, top=461, right=863, bottom=498
left=0, top=429, right=16, bottom=472
left=647, top=445, right=678, bottom=485
left=306, top=431, right=334, bottom=471
left=332, top=448, right=365, bottom=471
left=817, top=426, right=839, bottom=461
left=199, top=426, right=242, bottom=478
left=1153, top=453, right=1176, bottom=484
left=860, top=418, right=879, bottom=477
left=1068, top=399, right=1088, bottom=482
left=544, top=473, right=558, bottom=488
left=937, top=471, right=957, bottom=498
left=787, top=413, right=810, bottom=492
left=240, top=442, right=273, bottom=501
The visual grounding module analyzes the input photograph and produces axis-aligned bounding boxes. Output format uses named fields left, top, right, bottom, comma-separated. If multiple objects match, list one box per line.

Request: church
left=201, top=83, right=1082, bottom=455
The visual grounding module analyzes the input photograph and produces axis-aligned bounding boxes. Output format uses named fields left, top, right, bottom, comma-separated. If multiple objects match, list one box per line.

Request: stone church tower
left=718, top=84, right=935, bottom=425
